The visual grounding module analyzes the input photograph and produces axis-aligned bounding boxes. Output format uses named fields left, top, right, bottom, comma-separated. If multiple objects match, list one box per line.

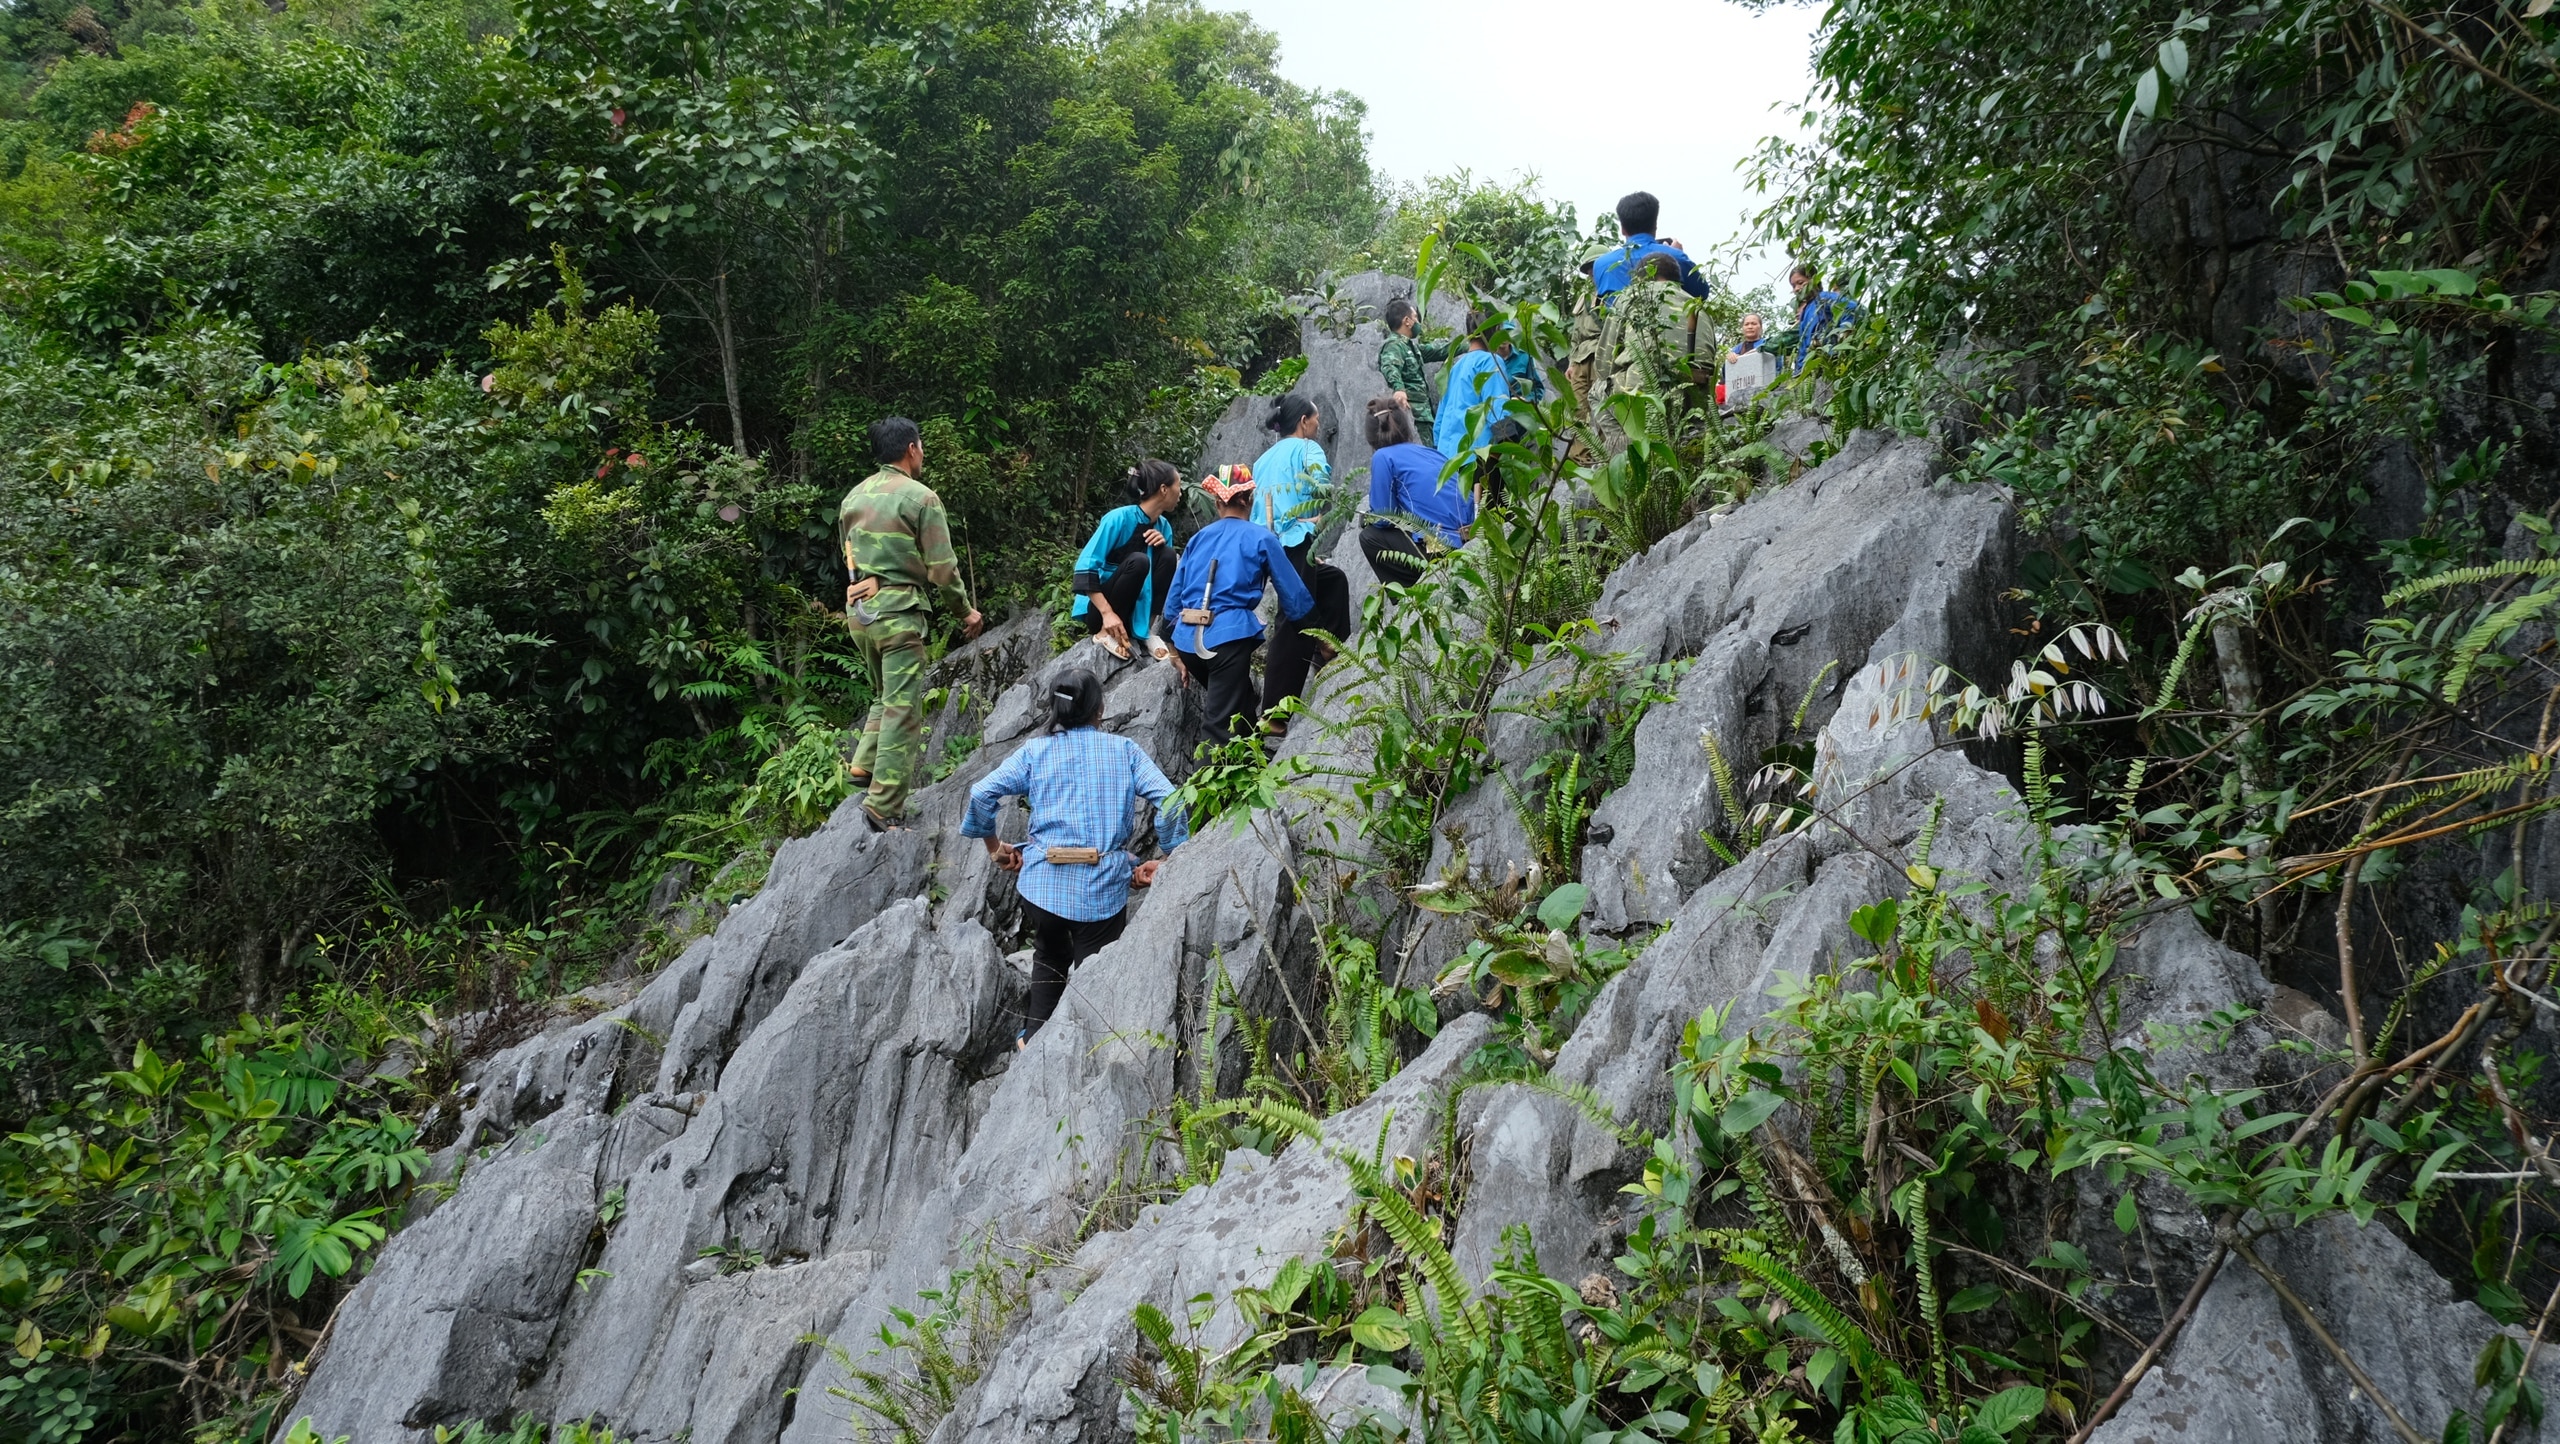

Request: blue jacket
left=1158, top=517, right=1314, bottom=653
left=1367, top=442, right=1470, bottom=547
left=1795, top=290, right=1863, bottom=369
left=1069, top=504, right=1168, bottom=638
left=1592, top=234, right=1711, bottom=303
left=1434, top=349, right=1511, bottom=456
left=1249, top=436, right=1331, bottom=548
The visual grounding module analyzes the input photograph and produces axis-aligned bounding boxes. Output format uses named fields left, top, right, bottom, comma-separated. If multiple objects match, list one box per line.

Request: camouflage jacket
left=838, top=466, right=971, bottom=619
left=1377, top=332, right=1450, bottom=407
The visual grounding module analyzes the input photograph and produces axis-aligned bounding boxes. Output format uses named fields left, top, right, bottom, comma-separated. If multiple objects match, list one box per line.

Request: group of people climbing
left=831, top=187, right=1865, bottom=1048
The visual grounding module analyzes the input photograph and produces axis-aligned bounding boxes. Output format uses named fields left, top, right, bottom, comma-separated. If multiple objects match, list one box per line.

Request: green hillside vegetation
left=0, top=2, right=1592, bottom=1433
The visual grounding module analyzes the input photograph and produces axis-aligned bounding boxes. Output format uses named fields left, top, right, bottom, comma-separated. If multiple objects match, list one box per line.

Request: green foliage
left=813, top=1242, right=1036, bottom=1444
left=1, top=1017, right=430, bottom=1441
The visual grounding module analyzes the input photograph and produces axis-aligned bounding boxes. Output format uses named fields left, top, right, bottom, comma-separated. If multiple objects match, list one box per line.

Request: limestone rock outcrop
left=287, top=327, right=2510, bottom=1444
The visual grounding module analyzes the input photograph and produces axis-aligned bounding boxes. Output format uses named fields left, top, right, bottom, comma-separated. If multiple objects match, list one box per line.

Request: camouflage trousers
left=848, top=608, right=931, bottom=820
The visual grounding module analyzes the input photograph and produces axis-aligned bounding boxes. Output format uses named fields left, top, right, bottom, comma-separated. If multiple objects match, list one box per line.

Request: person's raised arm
left=1132, top=747, right=1187, bottom=855
left=1669, top=247, right=1711, bottom=301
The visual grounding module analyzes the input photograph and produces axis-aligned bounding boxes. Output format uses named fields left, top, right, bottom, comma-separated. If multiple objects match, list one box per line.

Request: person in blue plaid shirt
left=963, top=668, right=1189, bottom=1046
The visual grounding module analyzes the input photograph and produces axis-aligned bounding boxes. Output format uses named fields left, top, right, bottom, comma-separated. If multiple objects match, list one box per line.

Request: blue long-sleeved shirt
left=1069, top=504, right=1168, bottom=638
left=1794, top=289, right=1862, bottom=370
left=1157, top=516, right=1314, bottom=654
left=1249, top=436, right=1331, bottom=548
left=962, top=727, right=1189, bottom=922
left=1592, top=234, right=1712, bottom=303
left=1366, top=442, right=1470, bottom=547
left=1434, top=349, right=1511, bottom=457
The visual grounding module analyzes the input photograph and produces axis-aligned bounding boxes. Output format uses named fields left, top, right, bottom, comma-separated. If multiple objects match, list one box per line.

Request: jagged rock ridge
left=288, top=284, right=2534, bottom=1444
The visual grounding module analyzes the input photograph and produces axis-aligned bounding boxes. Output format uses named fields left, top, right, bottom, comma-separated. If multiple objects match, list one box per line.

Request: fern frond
left=1340, top=1149, right=1485, bottom=1347
left=2385, top=558, right=2560, bottom=606
left=2142, top=614, right=2213, bottom=719
left=1791, top=660, right=1841, bottom=734
left=2442, top=586, right=2560, bottom=704
left=1242, top=1098, right=1327, bottom=1146
left=1724, top=1246, right=1903, bottom=1390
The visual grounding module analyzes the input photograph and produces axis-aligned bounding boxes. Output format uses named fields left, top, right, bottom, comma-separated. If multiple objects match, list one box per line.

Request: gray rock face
left=291, top=1115, right=609, bottom=1440
left=1580, top=430, right=2013, bottom=931
left=1195, top=271, right=1468, bottom=492
left=2092, top=1213, right=2560, bottom=1444
left=959, top=1013, right=1493, bottom=1444
left=775, top=812, right=1321, bottom=1444
left=1452, top=658, right=2032, bottom=1285
left=530, top=900, right=1019, bottom=1443
left=1451, top=646, right=2289, bottom=1301
left=290, top=358, right=2479, bottom=1444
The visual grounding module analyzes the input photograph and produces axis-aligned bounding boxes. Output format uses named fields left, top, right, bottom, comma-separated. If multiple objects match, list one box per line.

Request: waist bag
left=1044, top=846, right=1103, bottom=866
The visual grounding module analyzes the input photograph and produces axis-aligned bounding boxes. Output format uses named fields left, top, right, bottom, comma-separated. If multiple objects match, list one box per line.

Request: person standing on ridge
left=965, top=668, right=1187, bottom=1049
left=1160, top=471, right=1314, bottom=740
left=1250, top=394, right=1332, bottom=551
left=1377, top=297, right=1449, bottom=411
left=1434, top=315, right=1513, bottom=460
left=1590, top=191, right=1713, bottom=303
left=1249, top=396, right=1351, bottom=722
left=1069, top=459, right=1184, bottom=661
left=1789, top=262, right=1863, bottom=371
left=839, top=415, right=982, bottom=829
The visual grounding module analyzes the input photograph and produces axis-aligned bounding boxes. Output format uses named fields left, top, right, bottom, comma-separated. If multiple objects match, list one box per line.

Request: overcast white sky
left=1230, top=0, right=1822, bottom=297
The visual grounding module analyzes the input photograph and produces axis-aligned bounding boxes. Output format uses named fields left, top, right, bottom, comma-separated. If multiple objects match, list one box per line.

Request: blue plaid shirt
left=961, top=728, right=1190, bottom=921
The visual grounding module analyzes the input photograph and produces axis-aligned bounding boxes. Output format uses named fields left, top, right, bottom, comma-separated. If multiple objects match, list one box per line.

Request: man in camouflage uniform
left=1377, top=296, right=1449, bottom=411
left=840, top=415, right=982, bottom=827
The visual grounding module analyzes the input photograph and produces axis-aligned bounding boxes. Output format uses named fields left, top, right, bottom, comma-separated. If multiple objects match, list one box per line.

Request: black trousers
left=1080, top=546, right=1175, bottom=641
left=1019, top=897, right=1128, bottom=1039
left=1190, top=635, right=1264, bottom=740
left=1359, top=520, right=1427, bottom=587
left=1263, top=541, right=1353, bottom=715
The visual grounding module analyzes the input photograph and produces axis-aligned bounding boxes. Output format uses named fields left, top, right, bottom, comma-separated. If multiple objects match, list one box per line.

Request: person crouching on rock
left=964, top=668, right=1189, bottom=1049
left=1159, top=471, right=1314, bottom=740
left=1358, top=394, right=1465, bottom=588
left=1069, top=458, right=1183, bottom=661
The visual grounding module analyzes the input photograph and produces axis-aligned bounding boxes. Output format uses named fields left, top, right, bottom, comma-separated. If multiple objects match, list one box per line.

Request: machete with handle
left=1179, top=559, right=1218, bottom=659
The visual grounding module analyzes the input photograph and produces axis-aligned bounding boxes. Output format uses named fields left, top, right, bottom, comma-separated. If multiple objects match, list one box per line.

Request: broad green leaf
left=1349, top=1304, right=1410, bottom=1351
left=1536, top=882, right=1589, bottom=931
left=1973, top=1383, right=2047, bottom=1434
left=1720, top=1090, right=1784, bottom=1137
left=2132, top=67, right=2162, bottom=120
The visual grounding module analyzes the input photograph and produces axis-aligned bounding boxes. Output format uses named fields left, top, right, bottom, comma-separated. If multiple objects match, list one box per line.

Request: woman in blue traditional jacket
left=1250, top=394, right=1331, bottom=550
left=1247, top=394, right=1351, bottom=720
left=1159, top=472, right=1315, bottom=739
left=1357, top=396, right=1467, bottom=587
left=1069, top=459, right=1184, bottom=660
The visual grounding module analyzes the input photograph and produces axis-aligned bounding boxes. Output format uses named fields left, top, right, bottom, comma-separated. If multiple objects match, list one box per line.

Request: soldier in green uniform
left=1377, top=297, right=1450, bottom=411
left=839, top=416, right=983, bottom=828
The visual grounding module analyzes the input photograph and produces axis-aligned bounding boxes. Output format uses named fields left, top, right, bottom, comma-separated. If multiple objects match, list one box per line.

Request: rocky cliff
left=284, top=276, right=2547, bottom=1444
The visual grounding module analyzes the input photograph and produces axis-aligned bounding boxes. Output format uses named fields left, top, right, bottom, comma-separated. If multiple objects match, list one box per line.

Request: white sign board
left=1723, top=349, right=1777, bottom=408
